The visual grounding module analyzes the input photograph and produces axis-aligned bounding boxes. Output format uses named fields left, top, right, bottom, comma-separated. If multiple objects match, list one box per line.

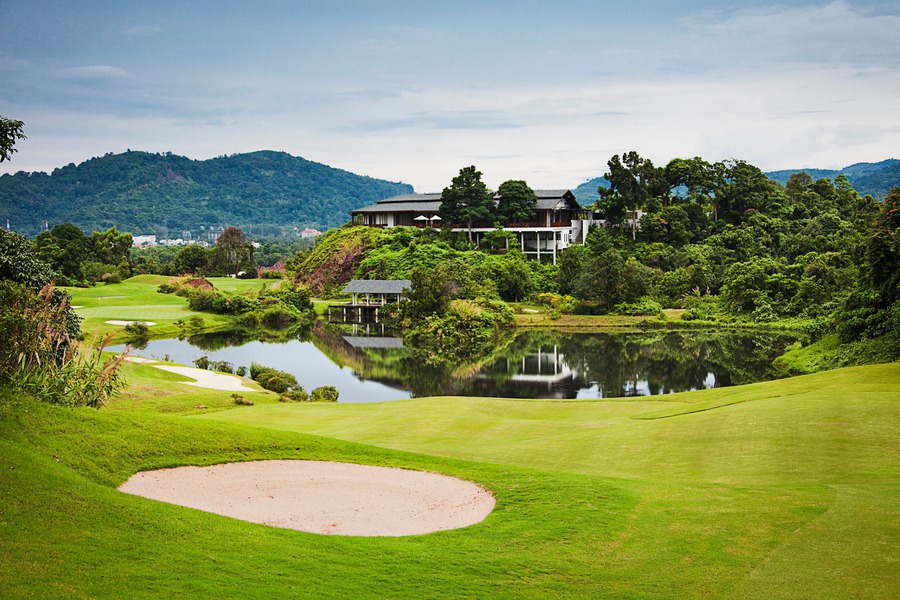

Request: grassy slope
left=65, top=275, right=275, bottom=341
left=2, top=276, right=898, bottom=598
left=203, top=363, right=900, bottom=598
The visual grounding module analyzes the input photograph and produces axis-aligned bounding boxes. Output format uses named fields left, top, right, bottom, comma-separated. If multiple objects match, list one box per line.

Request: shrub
left=157, top=283, right=178, bottom=294
left=209, top=360, right=235, bottom=374
left=249, top=362, right=299, bottom=393
left=282, top=388, right=309, bottom=402
left=235, top=365, right=247, bottom=377
left=123, top=322, right=149, bottom=336
left=311, top=385, right=339, bottom=402
left=232, top=393, right=254, bottom=406
left=611, top=297, right=663, bottom=316
left=192, top=356, right=210, bottom=370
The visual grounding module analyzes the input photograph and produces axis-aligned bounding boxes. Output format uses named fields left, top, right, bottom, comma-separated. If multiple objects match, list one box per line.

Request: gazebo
left=333, top=279, right=411, bottom=322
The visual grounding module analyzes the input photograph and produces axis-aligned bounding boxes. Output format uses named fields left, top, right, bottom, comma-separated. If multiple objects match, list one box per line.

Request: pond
left=111, top=323, right=802, bottom=403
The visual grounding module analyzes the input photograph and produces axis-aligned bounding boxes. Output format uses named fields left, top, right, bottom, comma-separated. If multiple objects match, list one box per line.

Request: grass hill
left=2, top=360, right=897, bottom=598
left=0, top=150, right=413, bottom=237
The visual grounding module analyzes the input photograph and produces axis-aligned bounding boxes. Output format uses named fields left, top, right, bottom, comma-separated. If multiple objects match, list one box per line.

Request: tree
left=496, top=180, right=536, bottom=224
left=34, top=223, right=90, bottom=282
left=174, top=244, right=210, bottom=275
left=0, top=116, right=26, bottom=162
left=440, top=166, right=495, bottom=241
left=866, top=186, right=900, bottom=305
left=599, top=152, right=666, bottom=240
left=210, top=227, right=256, bottom=277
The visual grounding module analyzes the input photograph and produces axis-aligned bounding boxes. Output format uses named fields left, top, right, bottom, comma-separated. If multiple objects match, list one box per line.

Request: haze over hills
left=571, top=159, right=900, bottom=206
left=0, top=150, right=413, bottom=238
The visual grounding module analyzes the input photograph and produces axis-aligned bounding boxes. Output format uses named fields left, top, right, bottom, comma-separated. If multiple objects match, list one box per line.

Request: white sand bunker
left=118, top=460, right=495, bottom=536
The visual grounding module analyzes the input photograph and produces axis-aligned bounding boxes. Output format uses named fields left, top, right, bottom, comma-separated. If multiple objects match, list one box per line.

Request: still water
left=112, top=323, right=801, bottom=403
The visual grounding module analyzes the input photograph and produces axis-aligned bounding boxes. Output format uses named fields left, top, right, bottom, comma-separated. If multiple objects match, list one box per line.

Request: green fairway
left=1, top=350, right=897, bottom=597
left=64, top=275, right=275, bottom=340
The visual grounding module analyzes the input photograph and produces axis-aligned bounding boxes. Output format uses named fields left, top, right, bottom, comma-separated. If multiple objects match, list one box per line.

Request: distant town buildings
left=301, top=227, right=323, bottom=239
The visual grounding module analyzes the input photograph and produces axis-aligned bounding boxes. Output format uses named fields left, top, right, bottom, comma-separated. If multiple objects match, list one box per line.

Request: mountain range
left=0, top=150, right=412, bottom=238
left=2, top=151, right=897, bottom=238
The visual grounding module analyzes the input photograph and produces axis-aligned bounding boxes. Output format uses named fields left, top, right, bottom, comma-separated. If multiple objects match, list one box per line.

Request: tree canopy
left=440, top=166, right=495, bottom=240
left=0, top=116, right=25, bottom=163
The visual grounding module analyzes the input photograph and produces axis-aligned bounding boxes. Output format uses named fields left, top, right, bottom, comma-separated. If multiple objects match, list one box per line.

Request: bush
left=209, top=360, right=235, bottom=374
left=0, top=282, right=127, bottom=408
left=232, top=393, right=254, bottom=406
left=235, top=365, right=247, bottom=377
left=260, top=270, right=283, bottom=279
left=157, top=283, right=178, bottom=294
left=123, top=322, right=149, bottom=336
left=611, top=297, right=663, bottom=316
left=311, top=385, right=339, bottom=402
left=249, top=362, right=299, bottom=393
left=282, top=388, right=309, bottom=402
left=193, top=356, right=210, bottom=370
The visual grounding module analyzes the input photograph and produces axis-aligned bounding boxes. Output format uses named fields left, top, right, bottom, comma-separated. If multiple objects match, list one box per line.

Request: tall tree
left=440, top=166, right=495, bottom=241
left=210, top=226, right=256, bottom=277
left=0, top=116, right=26, bottom=162
left=599, top=151, right=665, bottom=240
left=496, top=180, right=536, bottom=224
left=34, top=223, right=90, bottom=282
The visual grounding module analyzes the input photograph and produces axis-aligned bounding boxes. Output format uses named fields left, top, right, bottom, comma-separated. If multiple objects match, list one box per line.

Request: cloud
left=57, top=65, right=131, bottom=82
left=676, top=1, right=900, bottom=70
left=336, top=111, right=522, bottom=132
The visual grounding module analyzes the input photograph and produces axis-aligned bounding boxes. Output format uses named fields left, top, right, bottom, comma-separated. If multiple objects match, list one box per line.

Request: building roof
left=341, top=279, right=411, bottom=294
left=350, top=189, right=579, bottom=215
left=343, top=336, right=405, bottom=349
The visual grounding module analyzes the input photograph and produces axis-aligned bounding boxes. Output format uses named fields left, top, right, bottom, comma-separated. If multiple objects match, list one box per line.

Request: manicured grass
left=64, top=275, right=273, bottom=341
left=2, top=283, right=898, bottom=598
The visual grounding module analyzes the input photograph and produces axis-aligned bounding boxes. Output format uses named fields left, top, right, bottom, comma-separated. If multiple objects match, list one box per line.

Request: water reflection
left=111, top=324, right=802, bottom=402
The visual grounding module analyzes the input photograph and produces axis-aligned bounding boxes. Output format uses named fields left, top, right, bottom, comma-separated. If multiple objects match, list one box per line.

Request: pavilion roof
left=341, top=279, right=411, bottom=294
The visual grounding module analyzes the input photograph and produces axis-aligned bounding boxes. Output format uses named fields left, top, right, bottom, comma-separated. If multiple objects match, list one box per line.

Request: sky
left=1, top=0, right=898, bottom=192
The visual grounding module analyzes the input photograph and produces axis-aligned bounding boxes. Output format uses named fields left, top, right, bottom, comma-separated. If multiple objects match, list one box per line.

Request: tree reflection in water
left=111, top=323, right=802, bottom=401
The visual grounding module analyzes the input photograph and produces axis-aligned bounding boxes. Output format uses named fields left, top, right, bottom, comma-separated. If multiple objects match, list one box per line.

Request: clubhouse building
left=349, top=189, right=591, bottom=264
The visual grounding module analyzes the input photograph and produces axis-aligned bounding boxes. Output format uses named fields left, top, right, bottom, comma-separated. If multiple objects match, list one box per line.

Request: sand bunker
left=152, top=365, right=258, bottom=392
left=118, top=460, right=495, bottom=536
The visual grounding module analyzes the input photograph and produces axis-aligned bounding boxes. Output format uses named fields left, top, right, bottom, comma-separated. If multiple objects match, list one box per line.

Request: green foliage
left=310, top=385, right=339, bottom=402
left=496, top=180, right=537, bottom=223
left=0, top=150, right=413, bottom=237
left=0, top=281, right=126, bottom=407
left=440, top=165, right=494, bottom=239
left=0, top=115, right=26, bottom=162
left=248, top=362, right=300, bottom=394
left=611, top=296, right=663, bottom=316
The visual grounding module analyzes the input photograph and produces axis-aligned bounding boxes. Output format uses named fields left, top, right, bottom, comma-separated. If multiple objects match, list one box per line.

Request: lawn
left=64, top=275, right=277, bottom=341
left=1, top=355, right=897, bottom=598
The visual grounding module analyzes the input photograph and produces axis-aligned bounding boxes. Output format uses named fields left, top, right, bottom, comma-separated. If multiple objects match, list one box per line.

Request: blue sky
left=1, top=0, right=898, bottom=191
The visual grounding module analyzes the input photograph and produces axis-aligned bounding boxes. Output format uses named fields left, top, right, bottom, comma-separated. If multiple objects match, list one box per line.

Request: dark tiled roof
left=351, top=189, right=579, bottom=215
left=354, top=200, right=442, bottom=213
left=343, top=336, right=405, bottom=349
left=342, top=279, right=411, bottom=294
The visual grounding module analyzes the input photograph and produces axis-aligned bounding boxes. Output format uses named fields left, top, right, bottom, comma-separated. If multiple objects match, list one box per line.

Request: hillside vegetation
left=573, top=158, right=899, bottom=206
left=0, top=150, right=412, bottom=237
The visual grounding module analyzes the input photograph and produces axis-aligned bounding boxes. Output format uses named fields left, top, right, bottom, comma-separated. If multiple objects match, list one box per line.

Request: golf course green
left=1, top=278, right=897, bottom=598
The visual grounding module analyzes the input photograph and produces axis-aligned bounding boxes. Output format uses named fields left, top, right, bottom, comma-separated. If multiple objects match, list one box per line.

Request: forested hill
left=0, top=150, right=413, bottom=237
left=765, top=159, right=899, bottom=200
left=571, top=158, right=899, bottom=206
